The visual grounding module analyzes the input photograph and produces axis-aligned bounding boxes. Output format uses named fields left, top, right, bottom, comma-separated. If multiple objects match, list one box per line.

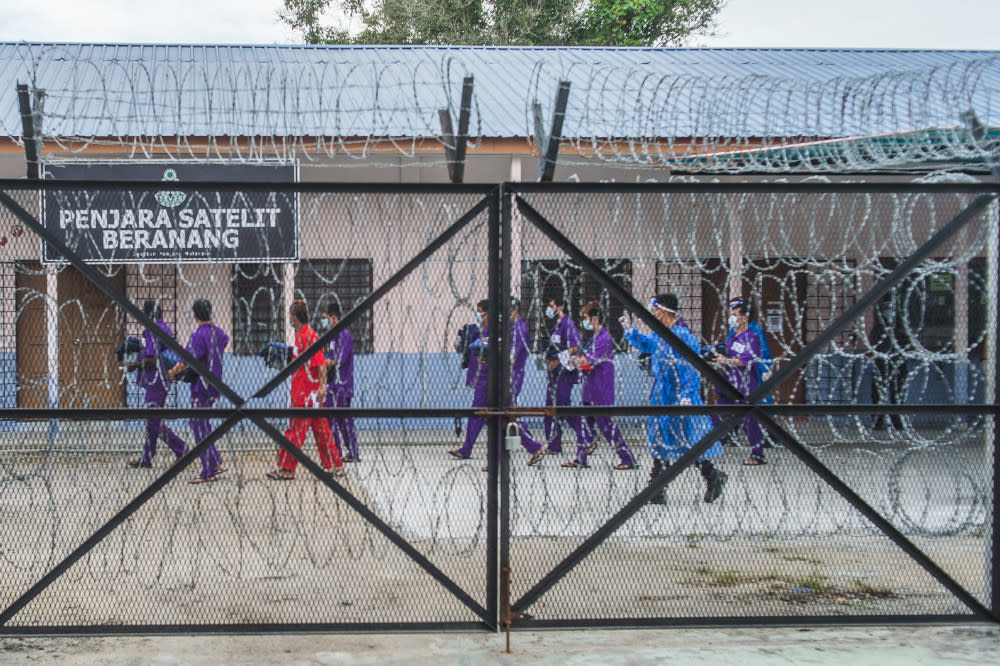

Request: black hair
left=510, top=297, right=521, bottom=312
left=290, top=299, right=309, bottom=324
left=192, top=298, right=212, bottom=322
left=325, top=302, right=342, bottom=318
left=143, top=299, right=162, bottom=320
left=588, top=307, right=605, bottom=325
left=477, top=299, right=489, bottom=313
left=730, top=299, right=754, bottom=320
left=655, top=293, right=679, bottom=312
left=548, top=295, right=567, bottom=309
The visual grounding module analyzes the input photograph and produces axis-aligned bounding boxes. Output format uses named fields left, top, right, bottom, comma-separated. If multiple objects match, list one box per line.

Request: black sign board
left=42, top=163, right=298, bottom=264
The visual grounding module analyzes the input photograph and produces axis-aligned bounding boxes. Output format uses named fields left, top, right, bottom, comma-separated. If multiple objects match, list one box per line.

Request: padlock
left=504, top=421, right=521, bottom=451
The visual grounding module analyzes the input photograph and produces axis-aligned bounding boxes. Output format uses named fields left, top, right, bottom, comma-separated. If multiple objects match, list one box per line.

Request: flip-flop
left=561, top=461, right=589, bottom=468
left=188, top=475, right=216, bottom=484
left=214, top=465, right=228, bottom=475
left=613, top=463, right=636, bottom=471
left=448, top=450, right=469, bottom=460
left=266, top=469, right=295, bottom=481
left=527, top=449, right=546, bottom=466
left=586, top=443, right=598, bottom=456
left=743, top=458, right=767, bottom=466
left=329, top=466, right=346, bottom=478
left=127, top=460, right=151, bottom=469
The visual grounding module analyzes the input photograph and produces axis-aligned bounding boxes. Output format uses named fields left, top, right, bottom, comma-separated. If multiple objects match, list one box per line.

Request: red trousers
left=279, top=416, right=342, bottom=472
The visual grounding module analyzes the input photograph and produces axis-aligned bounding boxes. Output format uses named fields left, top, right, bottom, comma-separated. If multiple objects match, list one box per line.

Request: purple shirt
left=326, top=326, right=355, bottom=398
left=580, top=327, right=615, bottom=405
left=510, top=318, right=530, bottom=403
left=137, top=319, right=174, bottom=392
left=549, top=315, right=582, bottom=382
left=724, top=327, right=762, bottom=396
left=186, top=322, right=229, bottom=402
left=465, top=323, right=488, bottom=388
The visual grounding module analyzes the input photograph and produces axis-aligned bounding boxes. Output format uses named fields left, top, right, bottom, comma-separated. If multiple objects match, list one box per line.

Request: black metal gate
left=0, top=179, right=997, bottom=634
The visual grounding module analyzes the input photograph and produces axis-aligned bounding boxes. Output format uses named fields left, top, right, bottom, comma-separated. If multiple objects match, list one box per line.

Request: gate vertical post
left=498, top=185, right=514, bottom=637
left=991, top=197, right=1000, bottom=619
left=486, top=187, right=501, bottom=630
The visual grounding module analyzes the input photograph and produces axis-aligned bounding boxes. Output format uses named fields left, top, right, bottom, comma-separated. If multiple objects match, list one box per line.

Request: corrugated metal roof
left=1, top=43, right=998, bottom=141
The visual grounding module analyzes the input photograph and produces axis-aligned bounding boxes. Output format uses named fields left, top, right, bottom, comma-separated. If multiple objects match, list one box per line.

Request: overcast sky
left=0, top=0, right=997, bottom=49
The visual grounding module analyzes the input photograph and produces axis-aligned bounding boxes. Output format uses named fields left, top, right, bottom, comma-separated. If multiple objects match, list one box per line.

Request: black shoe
left=648, top=491, right=667, bottom=505
left=704, top=470, right=728, bottom=504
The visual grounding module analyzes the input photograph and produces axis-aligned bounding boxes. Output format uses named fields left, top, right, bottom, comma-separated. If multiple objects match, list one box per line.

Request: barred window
left=294, top=259, right=374, bottom=354
left=231, top=263, right=284, bottom=355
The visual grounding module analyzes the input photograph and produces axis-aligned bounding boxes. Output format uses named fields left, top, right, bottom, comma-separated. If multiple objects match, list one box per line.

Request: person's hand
left=547, top=359, right=560, bottom=372
left=762, top=370, right=773, bottom=381
left=618, top=312, right=631, bottom=329
left=678, top=397, right=692, bottom=406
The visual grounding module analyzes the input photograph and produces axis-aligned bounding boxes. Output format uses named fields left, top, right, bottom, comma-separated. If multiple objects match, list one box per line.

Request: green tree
left=279, top=0, right=724, bottom=46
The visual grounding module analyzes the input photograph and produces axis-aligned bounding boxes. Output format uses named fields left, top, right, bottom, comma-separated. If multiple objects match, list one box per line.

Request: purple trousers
left=713, top=395, right=766, bottom=461
left=190, top=394, right=224, bottom=479
left=140, top=385, right=187, bottom=467
left=578, top=401, right=636, bottom=467
left=544, top=373, right=585, bottom=454
left=325, top=392, right=358, bottom=460
left=456, top=380, right=543, bottom=457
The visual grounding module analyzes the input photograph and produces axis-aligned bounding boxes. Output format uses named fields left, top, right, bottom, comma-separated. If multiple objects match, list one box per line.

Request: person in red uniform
left=267, top=299, right=344, bottom=480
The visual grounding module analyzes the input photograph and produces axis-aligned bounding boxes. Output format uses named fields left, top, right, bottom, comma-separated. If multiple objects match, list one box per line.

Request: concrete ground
left=1, top=624, right=999, bottom=664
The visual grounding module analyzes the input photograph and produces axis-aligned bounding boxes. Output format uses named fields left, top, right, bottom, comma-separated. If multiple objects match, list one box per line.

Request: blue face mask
left=316, top=318, right=330, bottom=331
left=545, top=307, right=556, bottom=319
left=475, top=312, right=484, bottom=325
left=582, top=319, right=593, bottom=331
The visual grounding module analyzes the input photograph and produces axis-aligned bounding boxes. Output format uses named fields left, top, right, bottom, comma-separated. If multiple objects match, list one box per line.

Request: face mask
left=728, top=314, right=739, bottom=329
left=475, top=312, right=484, bottom=325
left=545, top=307, right=556, bottom=319
left=316, top=318, right=330, bottom=331
left=582, top=320, right=593, bottom=331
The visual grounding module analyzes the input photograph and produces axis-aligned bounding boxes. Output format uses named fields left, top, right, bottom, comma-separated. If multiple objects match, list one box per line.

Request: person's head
left=510, top=297, right=521, bottom=320
left=192, top=298, right=212, bottom=323
left=581, top=302, right=604, bottom=332
left=650, top=293, right=679, bottom=326
left=143, top=299, right=162, bottom=321
left=290, top=299, right=309, bottom=328
left=475, top=299, right=489, bottom=326
left=546, top=296, right=566, bottom=320
left=325, top=301, right=342, bottom=326
left=728, top=298, right=752, bottom=330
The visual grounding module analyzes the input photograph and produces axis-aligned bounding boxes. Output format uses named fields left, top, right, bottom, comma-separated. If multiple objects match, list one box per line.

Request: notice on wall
left=766, top=304, right=783, bottom=333
left=42, top=163, right=298, bottom=264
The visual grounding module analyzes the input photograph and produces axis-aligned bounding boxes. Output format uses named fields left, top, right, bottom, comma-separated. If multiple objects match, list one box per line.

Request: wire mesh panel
left=0, top=181, right=497, bottom=630
left=506, top=181, right=998, bottom=625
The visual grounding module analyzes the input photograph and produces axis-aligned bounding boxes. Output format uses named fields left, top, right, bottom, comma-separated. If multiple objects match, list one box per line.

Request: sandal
left=188, top=475, right=216, bottom=484
left=266, top=469, right=295, bottom=481
left=448, top=449, right=469, bottom=460
left=527, top=449, right=546, bottom=467
left=214, top=464, right=228, bottom=475
left=127, top=460, right=151, bottom=469
left=329, top=466, right=346, bottom=478
left=613, top=463, right=636, bottom=471
left=586, top=443, right=598, bottom=456
left=562, top=461, right=589, bottom=468
left=743, top=458, right=767, bottom=466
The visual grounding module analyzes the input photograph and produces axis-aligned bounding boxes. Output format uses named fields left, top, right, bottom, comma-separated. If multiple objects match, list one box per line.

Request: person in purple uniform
left=566, top=303, right=637, bottom=470
left=169, top=298, right=229, bottom=484
left=323, top=302, right=358, bottom=462
left=542, top=296, right=587, bottom=456
left=712, top=298, right=767, bottom=465
left=449, top=299, right=546, bottom=464
left=127, top=300, right=187, bottom=469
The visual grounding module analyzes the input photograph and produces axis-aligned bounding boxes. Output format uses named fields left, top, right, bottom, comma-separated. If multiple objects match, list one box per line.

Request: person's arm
left=624, top=327, right=659, bottom=355
left=315, top=361, right=327, bottom=401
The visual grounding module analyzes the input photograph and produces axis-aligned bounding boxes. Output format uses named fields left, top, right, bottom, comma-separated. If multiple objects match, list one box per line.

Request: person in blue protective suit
left=727, top=299, right=773, bottom=404
left=622, top=293, right=727, bottom=504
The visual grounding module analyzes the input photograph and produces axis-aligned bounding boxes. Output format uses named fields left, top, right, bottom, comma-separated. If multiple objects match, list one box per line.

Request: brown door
left=16, top=263, right=126, bottom=409
left=745, top=260, right=807, bottom=405
left=700, top=258, right=806, bottom=405
left=15, top=264, right=49, bottom=409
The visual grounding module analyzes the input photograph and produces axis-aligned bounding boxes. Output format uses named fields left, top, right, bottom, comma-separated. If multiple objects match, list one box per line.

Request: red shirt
left=291, top=324, right=324, bottom=402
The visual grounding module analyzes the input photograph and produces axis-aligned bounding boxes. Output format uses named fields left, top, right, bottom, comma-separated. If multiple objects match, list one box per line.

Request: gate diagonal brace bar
left=510, top=189, right=999, bottom=621
left=0, top=186, right=496, bottom=627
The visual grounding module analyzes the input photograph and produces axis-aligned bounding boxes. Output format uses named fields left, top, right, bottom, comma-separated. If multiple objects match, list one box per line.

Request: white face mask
left=582, top=319, right=593, bottom=331
left=475, top=312, right=484, bottom=325
left=545, top=307, right=556, bottom=320
left=728, top=314, right=739, bottom=329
